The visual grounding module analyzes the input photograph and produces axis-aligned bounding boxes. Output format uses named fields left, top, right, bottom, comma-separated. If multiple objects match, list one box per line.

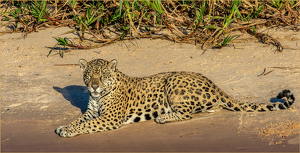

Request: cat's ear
left=108, top=59, right=117, bottom=71
left=78, top=59, right=88, bottom=71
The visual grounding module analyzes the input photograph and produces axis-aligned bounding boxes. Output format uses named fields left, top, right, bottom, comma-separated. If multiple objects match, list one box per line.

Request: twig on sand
left=54, top=64, right=79, bottom=66
left=257, top=67, right=300, bottom=77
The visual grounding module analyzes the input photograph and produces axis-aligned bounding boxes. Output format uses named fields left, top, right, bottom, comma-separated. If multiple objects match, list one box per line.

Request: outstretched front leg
left=56, top=98, right=100, bottom=136
left=56, top=112, right=123, bottom=137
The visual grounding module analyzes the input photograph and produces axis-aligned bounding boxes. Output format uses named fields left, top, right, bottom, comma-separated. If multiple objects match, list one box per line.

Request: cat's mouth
left=90, top=91, right=102, bottom=97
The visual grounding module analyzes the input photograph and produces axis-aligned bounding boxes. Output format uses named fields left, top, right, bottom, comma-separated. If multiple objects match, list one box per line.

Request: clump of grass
left=0, top=0, right=299, bottom=57
left=47, top=37, right=92, bottom=58
left=216, top=35, right=238, bottom=49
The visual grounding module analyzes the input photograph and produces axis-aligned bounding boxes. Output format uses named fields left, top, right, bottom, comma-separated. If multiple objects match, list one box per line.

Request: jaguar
left=55, top=58, right=295, bottom=137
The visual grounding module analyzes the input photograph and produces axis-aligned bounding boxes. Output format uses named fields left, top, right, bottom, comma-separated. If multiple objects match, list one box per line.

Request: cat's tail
left=226, top=89, right=295, bottom=112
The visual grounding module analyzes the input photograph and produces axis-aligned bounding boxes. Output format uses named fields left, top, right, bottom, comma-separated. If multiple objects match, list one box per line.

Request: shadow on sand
left=53, top=85, right=89, bottom=113
left=270, top=97, right=285, bottom=103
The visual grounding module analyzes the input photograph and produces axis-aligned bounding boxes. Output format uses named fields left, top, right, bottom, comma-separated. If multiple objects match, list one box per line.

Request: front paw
left=55, top=125, right=77, bottom=138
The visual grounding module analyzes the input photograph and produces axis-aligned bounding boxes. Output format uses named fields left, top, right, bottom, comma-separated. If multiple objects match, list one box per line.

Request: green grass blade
left=47, top=44, right=57, bottom=57
left=119, top=0, right=124, bottom=16
left=199, top=1, right=206, bottom=21
left=203, top=25, right=219, bottom=29
left=252, top=25, right=256, bottom=33
left=154, top=0, right=162, bottom=14
left=37, top=1, right=47, bottom=23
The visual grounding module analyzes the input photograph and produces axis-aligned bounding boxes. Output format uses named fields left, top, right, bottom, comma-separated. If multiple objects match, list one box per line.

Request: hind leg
left=155, top=93, right=194, bottom=124
left=155, top=75, right=203, bottom=124
left=155, top=109, right=193, bottom=124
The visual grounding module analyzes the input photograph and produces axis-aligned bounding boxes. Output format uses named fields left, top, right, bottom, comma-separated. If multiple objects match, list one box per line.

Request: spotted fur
left=55, top=59, right=295, bottom=137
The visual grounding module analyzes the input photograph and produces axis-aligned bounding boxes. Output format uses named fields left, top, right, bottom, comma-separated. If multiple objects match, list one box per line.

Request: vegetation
left=1, top=0, right=299, bottom=57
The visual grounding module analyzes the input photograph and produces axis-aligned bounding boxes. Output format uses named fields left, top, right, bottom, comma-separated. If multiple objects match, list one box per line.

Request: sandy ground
left=1, top=26, right=299, bottom=152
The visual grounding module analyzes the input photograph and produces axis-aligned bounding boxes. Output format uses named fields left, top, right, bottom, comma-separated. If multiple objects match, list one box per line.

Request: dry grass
left=1, top=0, right=299, bottom=57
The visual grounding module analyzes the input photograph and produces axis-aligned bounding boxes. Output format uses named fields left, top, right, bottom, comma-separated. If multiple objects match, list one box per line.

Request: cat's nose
left=91, top=85, right=99, bottom=90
